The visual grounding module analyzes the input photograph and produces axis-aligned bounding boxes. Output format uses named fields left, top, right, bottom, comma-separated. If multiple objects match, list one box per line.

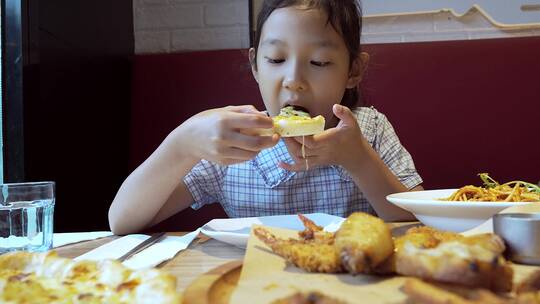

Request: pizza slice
left=257, top=106, right=325, bottom=137
left=0, top=251, right=181, bottom=303
left=393, top=227, right=514, bottom=292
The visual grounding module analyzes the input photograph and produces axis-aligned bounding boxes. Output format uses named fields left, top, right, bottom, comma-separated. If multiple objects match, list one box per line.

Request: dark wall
left=23, top=1, right=134, bottom=232
left=361, top=37, right=540, bottom=189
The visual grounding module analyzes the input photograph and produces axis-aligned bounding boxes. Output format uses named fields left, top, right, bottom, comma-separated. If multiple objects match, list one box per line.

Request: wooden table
left=55, top=232, right=245, bottom=293
left=54, top=223, right=421, bottom=294
left=51, top=222, right=540, bottom=304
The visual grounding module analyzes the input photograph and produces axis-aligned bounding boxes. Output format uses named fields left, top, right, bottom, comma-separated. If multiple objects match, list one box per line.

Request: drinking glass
left=0, top=181, right=55, bottom=253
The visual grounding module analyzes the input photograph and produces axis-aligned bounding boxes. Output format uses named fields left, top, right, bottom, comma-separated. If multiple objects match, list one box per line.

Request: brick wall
left=133, top=0, right=540, bottom=54
left=134, top=0, right=250, bottom=54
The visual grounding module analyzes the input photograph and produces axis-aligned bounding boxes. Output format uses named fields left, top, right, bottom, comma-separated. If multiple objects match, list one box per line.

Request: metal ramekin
left=493, top=213, right=540, bottom=265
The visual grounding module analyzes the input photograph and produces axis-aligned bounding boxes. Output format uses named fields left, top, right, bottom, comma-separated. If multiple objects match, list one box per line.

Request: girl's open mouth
left=284, top=104, right=310, bottom=115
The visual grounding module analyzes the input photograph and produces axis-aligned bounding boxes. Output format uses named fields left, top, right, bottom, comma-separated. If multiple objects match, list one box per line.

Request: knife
left=117, top=232, right=167, bottom=262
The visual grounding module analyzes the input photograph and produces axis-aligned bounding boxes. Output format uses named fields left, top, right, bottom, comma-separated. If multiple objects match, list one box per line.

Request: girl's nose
left=282, top=64, right=306, bottom=91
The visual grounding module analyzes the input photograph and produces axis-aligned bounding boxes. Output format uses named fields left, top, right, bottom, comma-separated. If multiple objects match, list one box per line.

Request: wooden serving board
left=183, top=260, right=242, bottom=304
left=184, top=223, right=540, bottom=304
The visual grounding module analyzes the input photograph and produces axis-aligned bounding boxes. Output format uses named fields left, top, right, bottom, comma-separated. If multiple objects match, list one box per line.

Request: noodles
left=442, top=173, right=540, bottom=202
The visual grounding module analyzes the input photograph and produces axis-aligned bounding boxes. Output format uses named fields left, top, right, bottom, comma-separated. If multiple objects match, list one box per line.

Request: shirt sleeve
left=359, top=108, right=423, bottom=190
left=183, top=159, right=227, bottom=210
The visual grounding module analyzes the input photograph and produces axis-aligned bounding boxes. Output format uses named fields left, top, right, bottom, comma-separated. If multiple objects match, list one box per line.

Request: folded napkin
left=462, top=203, right=540, bottom=236
left=53, top=231, right=113, bottom=248
left=75, top=229, right=200, bottom=269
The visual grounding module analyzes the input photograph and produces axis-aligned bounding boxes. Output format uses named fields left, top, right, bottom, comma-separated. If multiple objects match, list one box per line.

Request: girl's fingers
left=226, top=111, right=274, bottom=129
left=226, top=132, right=279, bottom=152
left=227, top=105, right=263, bottom=114
left=290, top=135, right=318, bottom=148
left=333, top=104, right=357, bottom=128
left=290, top=126, right=344, bottom=146
left=283, top=137, right=315, bottom=158
left=278, top=156, right=319, bottom=172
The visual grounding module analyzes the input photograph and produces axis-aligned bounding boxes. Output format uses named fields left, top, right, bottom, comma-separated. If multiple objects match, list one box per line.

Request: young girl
left=109, top=0, right=423, bottom=235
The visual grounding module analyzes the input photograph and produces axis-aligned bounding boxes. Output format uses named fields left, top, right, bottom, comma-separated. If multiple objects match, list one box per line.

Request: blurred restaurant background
left=1, top=0, right=539, bottom=232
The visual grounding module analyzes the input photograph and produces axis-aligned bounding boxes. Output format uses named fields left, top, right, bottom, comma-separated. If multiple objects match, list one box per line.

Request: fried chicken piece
left=297, top=214, right=324, bottom=237
left=375, top=226, right=446, bottom=275
left=272, top=291, right=347, bottom=304
left=395, top=227, right=513, bottom=292
left=253, top=227, right=343, bottom=273
left=297, top=214, right=334, bottom=245
left=334, top=212, right=394, bottom=274
left=398, top=226, right=461, bottom=246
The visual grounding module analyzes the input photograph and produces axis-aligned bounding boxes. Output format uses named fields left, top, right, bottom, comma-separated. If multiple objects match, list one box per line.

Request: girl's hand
left=279, top=104, right=367, bottom=171
left=171, top=105, right=279, bottom=165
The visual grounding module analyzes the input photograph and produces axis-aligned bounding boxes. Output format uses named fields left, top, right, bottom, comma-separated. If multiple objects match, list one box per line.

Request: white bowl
left=386, top=189, right=530, bottom=232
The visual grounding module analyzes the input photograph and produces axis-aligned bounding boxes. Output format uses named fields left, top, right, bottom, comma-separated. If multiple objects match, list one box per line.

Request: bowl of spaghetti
left=387, top=174, right=540, bottom=232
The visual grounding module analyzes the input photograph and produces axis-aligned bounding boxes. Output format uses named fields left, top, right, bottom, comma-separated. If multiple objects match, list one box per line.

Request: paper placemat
left=75, top=229, right=200, bottom=269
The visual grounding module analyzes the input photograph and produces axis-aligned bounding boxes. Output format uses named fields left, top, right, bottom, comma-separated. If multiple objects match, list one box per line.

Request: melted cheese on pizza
left=272, top=107, right=325, bottom=138
left=0, top=251, right=180, bottom=304
left=254, top=106, right=325, bottom=139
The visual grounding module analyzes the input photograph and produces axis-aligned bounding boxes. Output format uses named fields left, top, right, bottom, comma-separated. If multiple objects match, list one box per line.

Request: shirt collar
left=250, top=139, right=296, bottom=188
left=250, top=139, right=352, bottom=188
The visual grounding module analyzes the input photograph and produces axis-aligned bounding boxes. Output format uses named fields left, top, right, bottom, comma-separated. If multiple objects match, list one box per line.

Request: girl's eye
left=265, top=57, right=284, bottom=64
left=311, top=60, right=331, bottom=67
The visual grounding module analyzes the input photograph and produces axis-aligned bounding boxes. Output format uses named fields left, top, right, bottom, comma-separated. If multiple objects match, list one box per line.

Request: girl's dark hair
left=252, top=0, right=363, bottom=108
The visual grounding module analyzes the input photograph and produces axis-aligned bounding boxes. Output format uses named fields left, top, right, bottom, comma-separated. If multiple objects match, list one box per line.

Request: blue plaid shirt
left=184, top=107, right=422, bottom=218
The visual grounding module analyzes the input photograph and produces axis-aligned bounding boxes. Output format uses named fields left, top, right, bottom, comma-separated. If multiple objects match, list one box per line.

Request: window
left=1, top=0, right=26, bottom=182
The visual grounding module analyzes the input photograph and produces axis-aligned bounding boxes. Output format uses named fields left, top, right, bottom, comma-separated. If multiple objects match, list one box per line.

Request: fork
left=117, top=232, right=167, bottom=262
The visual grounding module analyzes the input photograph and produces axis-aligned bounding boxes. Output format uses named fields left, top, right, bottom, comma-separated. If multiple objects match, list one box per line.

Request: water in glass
left=0, top=182, right=55, bottom=253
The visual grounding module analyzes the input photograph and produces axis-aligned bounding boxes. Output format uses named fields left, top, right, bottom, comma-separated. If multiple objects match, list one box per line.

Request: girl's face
left=250, top=5, right=364, bottom=128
